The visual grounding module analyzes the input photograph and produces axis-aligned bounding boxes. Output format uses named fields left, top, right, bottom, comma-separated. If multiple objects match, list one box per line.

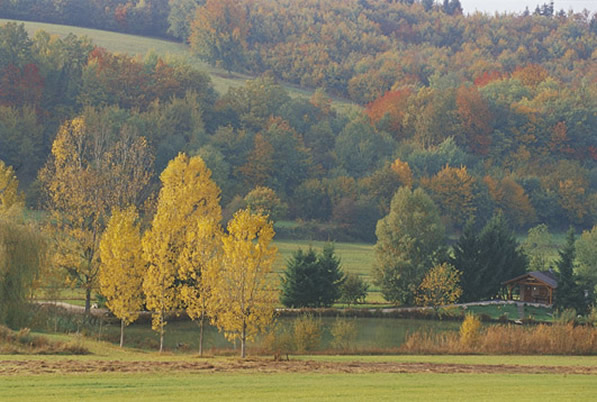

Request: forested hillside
left=0, top=0, right=595, bottom=241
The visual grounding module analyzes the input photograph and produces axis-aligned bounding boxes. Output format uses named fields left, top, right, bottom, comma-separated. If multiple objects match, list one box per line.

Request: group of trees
left=95, top=153, right=277, bottom=357
left=0, top=21, right=595, bottom=245
left=185, top=0, right=596, bottom=101
left=373, top=184, right=596, bottom=311
left=0, top=0, right=170, bottom=37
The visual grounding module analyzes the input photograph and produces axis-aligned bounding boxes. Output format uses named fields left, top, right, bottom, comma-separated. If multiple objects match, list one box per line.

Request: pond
left=96, top=316, right=462, bottom=353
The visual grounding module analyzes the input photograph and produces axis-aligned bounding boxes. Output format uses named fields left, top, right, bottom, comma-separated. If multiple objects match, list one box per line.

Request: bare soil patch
left=1, top=358, right=597, bottom=376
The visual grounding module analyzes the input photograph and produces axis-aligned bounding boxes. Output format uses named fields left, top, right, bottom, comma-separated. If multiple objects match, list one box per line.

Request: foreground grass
left=2, top=335, right=597, bottom=401
left=1, top=372, right=596, bottom=401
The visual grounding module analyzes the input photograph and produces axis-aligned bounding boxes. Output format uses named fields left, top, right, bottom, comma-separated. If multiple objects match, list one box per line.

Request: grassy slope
left=0, top=18, right=358, bottom=113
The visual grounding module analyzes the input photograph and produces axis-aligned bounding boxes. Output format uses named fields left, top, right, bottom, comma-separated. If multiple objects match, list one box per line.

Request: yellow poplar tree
left=39, top=116, right=152, bottom=312
left=99, top=206, right=145, bottom=347
left=213, top=209, right=278, bottom=358
left=143, top=153, right=221, bottom=352
left=178, top=217, right=222, bottom=356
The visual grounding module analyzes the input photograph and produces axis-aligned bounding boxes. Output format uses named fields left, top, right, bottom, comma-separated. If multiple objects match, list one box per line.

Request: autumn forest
left=1, top=0, right=597, bottom=384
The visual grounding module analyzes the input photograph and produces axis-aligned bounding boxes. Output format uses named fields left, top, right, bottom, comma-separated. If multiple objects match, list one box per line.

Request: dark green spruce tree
left=281, top=244, right=344, bottom=308
left=451, top=215, right=527, bottom=302
left=553, top=228, right=586, bottom=313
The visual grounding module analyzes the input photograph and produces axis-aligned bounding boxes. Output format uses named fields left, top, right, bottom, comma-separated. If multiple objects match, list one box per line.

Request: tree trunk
left=120, top=319, right=124, bottom=348
left=199, top=313, right=205, bottom=357
left=241, top=321, right=246, bottom=358
left=159, top=312, right=164, bottom=353
left=85, top=287, right=91, bottom=314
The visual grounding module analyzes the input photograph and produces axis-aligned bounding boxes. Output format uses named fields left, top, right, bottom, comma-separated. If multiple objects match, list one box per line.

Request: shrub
left=339, top=273, right=369, bottom=306
left=459, top=313, right=482, bottom=347
left=292, top=315, right=322, bottom=353
left=330, top=318, right=357, bottom=351
left=554, top=308, right=577, bottom=325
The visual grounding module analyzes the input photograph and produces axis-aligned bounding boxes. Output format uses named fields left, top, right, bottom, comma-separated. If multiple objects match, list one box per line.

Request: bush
left=459, top=313, right=482, bottom=347
left=0, top=325, right=90, bottom=355
left=292, top=315, right=322, bottom=353
left=554, top=308, right=577, bottom=325
left=339, top=273, right=369, bottom=306
left=330, top=318, right=357, bottom=351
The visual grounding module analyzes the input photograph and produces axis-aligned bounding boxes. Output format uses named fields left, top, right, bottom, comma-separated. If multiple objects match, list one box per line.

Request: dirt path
left=1, top=358, right=597, bottom=376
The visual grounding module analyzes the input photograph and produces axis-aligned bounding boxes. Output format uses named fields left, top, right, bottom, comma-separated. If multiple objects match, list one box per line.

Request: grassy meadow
left=0, top=18, right=359, bottom=114
left=2, top=372, right=596, bottom=401
left=1, top=332, right=597, bottom=400
left=1, top=335, right=597, bottom=402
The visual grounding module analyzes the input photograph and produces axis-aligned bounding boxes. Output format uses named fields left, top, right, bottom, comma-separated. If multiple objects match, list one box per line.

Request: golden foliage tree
left=484, top=175, right=536, bottom=228
left=390, top=158, right=413, bottom=189
left=99, top=206, right=145, bottom=347
left=0, top=164, right=45, bottom=328
left=40, top=116, right=153, bottom=312
left=213, top=209, right=278, bottom=358
left=416, top=263, right=463, bottom=310
left=421, top=164, right=476, bottom=229
left=143, top=153, right=221, bottom=352
left=178, top=217, right=222, bottom=357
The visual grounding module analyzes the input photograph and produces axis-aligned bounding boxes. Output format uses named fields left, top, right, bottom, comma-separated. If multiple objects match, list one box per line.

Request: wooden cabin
left=502, top=271, right=558, bottom=305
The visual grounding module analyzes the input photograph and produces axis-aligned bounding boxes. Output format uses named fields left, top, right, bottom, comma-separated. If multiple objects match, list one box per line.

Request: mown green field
left=2, top=334, right=596, bottom=401
left=1, top=372, right=596, bottom=402
left=0, top=18, right=358, bottom=114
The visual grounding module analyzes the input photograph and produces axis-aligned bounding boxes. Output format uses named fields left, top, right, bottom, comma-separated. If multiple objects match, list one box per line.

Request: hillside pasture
left=0, top=18, right=358, bottom=114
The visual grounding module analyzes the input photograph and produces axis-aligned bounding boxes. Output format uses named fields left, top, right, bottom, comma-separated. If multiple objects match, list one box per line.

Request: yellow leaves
left=0, top=160, right=23, bottom=218
left=40, top=112, right=153, bottom=311
left=390, top=158, right=413, bottom=189
left=142, top=153, right=222, bottom=348
left=421, top=164, right=475, bottom=227
left=416, top=263, right=463, bottom=309
left=484, top=175, right=536, bottom=227
left=99, top=206, right=145, bottom=325
left=213, top=209, right=277, bottom=347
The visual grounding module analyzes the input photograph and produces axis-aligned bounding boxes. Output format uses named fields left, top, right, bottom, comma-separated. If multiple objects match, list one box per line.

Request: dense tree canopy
left=373, top=187, right=446, bottom=304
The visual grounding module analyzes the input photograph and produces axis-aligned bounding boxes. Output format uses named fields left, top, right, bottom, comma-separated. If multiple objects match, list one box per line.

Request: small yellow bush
left=460, top=313, right=482, bottom=347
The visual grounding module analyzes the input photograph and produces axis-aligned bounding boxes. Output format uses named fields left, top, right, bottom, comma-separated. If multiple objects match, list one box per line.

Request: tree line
left=372, top=186, right=597, bottom=312
left=0, top=21, right=595, bottom=242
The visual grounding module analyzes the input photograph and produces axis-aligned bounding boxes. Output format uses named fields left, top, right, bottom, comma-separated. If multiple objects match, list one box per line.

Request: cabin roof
left=502, top=271, right=558, bottom=289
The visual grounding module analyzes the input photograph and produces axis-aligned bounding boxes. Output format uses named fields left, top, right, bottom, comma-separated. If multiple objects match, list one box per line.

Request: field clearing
left=1, top=364, right=596, bottom=401
left=2, top=335, right=596, bottom=400
left=0, top=18, right=359, bottom=114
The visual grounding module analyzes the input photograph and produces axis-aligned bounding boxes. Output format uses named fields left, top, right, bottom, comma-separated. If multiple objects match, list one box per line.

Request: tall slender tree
left=143, top=153, right=221, bottom=352
left=99, top=206, right=145, bottom=348
left=553, top=228, right=585, bottom=312
left=212, top=209, right=277, bottom=358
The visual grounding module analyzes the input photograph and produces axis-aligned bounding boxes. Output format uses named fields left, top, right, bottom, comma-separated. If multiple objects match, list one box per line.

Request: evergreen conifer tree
left=281, top=245, right=344, bottom=307
left=451, top=215, right=527, bottom=301
left=553, top=228, right=586, bottom=312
